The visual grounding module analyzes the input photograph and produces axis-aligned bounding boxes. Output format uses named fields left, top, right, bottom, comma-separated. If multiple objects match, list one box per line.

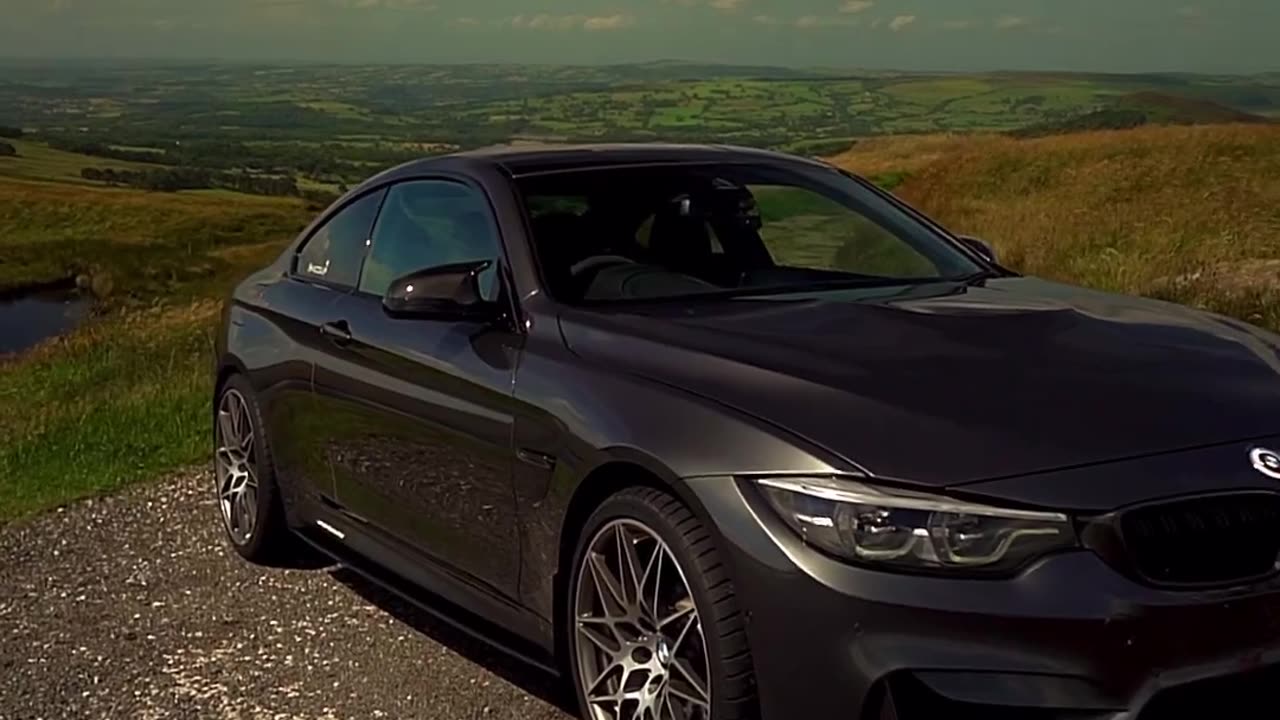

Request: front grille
left=1119, top=492, right=1280, bottom=586
left=1139, top=663, right=1280, bottom=719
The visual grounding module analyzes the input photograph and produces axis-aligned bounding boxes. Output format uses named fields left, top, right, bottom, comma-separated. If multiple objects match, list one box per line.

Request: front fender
left=510, top=327, right=843, bottom=630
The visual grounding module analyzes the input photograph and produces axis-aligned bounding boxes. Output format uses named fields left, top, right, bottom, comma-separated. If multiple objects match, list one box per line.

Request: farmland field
left=2, top=61, right=1277, bottom=192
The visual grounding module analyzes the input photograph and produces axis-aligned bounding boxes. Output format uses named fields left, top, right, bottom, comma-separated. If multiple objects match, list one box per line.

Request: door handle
left=320, top=321, right=353, bottom=345
left=516, top=448, right=556, bottom=471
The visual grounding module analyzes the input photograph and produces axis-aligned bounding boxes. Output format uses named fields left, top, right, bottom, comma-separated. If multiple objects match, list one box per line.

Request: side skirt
left=294, top=517, right=559, bottom=677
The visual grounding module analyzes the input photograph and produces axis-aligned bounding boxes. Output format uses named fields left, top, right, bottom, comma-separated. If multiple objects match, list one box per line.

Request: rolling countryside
left=1, top=60, right=1279, bottom=516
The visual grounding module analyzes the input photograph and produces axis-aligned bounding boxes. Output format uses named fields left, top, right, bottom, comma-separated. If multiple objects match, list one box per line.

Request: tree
left=0, top=142, right=17, bottom=157
left=0, top=127, right=21, bottom=139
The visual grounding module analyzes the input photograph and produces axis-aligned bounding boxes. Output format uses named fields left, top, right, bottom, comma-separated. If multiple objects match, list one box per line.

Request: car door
left=312, top=178, right=523, bottom=600
left=259, top=188, right=386, bottom=505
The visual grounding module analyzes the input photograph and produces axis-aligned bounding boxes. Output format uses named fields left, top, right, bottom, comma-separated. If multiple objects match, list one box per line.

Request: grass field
left=0, top=176, right=310, bottom=295
left=0, top=177, right=309, bottom=521
left=0, top=138, right=164, bottom=185
left=831, top=123, right=1280, bottom=330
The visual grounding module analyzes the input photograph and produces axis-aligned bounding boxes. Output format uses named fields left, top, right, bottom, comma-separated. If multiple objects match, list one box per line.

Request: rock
left=89, top=273, right=114, bottom=299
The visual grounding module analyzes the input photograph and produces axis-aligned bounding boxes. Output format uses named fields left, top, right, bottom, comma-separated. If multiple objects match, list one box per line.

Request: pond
left=0, top=286, right=94, bottom=356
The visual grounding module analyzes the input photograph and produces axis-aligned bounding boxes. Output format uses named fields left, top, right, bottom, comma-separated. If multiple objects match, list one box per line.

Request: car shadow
left=328, top=567, right=576, bottom=714
left=250, top=537, right=340, bottom=571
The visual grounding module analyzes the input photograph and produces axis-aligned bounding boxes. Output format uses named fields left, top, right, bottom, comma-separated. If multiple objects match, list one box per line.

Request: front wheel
left=567, top=487, right=757, bottom=720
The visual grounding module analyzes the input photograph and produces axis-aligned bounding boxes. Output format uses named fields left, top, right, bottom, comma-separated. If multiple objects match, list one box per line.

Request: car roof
left=392, top=143, right=833, bottom=178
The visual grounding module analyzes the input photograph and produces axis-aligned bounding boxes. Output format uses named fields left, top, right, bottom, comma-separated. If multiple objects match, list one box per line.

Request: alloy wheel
left=573, top=519, right=712, bottom=720
left=215, top=388, right=259, bottom=546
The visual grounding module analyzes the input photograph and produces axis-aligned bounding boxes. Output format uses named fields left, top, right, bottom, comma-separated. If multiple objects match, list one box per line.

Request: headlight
left=756, top=476, right=1076, bottom=574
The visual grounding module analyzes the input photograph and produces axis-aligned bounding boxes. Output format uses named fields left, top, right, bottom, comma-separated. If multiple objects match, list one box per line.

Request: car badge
left=1249, top=447, right=1280, bottom=479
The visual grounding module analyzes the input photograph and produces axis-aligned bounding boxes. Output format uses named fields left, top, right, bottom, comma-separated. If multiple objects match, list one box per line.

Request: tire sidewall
left=566, top=490, right=735, bottom=720
left=215, top=375, right=278, bottom=559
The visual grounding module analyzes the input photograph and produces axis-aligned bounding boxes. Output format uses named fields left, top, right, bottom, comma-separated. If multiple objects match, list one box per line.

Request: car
left=213, top=143, right=1280, bottom=720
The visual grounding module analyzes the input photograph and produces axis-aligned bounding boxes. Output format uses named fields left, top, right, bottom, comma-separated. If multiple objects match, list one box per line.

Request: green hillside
left=1013, top=92, right=1272, bottom=137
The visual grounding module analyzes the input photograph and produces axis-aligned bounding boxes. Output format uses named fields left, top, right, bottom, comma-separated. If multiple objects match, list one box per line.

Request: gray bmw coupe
left=215, top=144, right=1280, bottom=719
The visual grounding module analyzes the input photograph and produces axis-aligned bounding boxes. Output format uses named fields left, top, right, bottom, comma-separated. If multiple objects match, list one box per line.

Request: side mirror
left=382, top=260, right=500, bottom=321
left=957, top=235, right=997, bottom=264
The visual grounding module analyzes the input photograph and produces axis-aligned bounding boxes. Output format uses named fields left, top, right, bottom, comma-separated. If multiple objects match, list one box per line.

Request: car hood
left=559, top=277, right=1280, bottom=486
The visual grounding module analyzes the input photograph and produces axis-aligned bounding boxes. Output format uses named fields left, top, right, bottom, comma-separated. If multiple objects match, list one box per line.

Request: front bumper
left=685, top=476, right=1280, bottom=719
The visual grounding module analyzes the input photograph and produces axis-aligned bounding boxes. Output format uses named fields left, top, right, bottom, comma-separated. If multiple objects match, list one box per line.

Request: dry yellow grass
left=829, top=133, right=1005, bottom=177
left=0, top=176, right=304, bottom=246
left=831, top=124, right=1280, bottom=329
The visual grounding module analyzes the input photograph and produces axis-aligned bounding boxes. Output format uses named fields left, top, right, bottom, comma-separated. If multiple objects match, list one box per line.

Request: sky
left=1, top=0, right=1276, bottom=74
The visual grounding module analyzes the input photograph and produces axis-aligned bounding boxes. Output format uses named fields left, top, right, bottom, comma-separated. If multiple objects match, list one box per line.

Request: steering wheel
left=569, top=254, right=638, bottom=279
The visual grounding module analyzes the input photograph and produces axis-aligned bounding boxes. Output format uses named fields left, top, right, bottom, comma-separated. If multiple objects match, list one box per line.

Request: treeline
left=81, top=166, right=308, bottom=197
left=0, top=126, right=22, bottom=139
left=51, top=136, right=434, bottom=184
left=1010, top=109, right=1151, bottom=139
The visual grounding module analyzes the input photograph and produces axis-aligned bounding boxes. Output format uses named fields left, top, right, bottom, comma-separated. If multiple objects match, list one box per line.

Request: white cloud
left=994, top=15, right=1030, bottom=30
left=838, top=1, right=873, bottom=14
left=508, top=13, right=634, bottom=31
left=752, top=14, right=781, bottom=25
left=941, top=19, right=978, bottom=31
left=662, top=0, right=742, bottom=8
left=793, top=14, right=859, bottom=29
left=513, top=14, right=572, bottom=30
left=888, top=14, right=915, bottom=31
left=329, top=0, right=437, bottom=9
left=583, top=14, right=634, bottom=30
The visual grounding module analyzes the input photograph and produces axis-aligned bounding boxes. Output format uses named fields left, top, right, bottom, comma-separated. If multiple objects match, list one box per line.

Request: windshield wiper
left=957, top=269, right=998, bottom=286
left=728, top=275, right=963, bottom=300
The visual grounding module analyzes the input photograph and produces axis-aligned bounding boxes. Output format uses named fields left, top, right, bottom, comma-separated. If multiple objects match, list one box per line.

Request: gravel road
left=0, top=468, right=576, bottom=720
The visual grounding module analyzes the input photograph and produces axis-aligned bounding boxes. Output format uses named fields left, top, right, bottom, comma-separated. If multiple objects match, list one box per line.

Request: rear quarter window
left=295, top=189, right=386, bottom=289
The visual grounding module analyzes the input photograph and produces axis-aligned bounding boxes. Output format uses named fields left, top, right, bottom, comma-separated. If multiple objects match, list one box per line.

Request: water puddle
left=0, top=285, right=94, bottom=355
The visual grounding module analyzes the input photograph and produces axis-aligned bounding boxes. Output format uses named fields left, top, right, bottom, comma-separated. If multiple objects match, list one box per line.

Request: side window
left=296, top=190, right=385, bottom=289
left=750, top=185, right=937, bottom=278
left=359, top=180, right=502, bottom=300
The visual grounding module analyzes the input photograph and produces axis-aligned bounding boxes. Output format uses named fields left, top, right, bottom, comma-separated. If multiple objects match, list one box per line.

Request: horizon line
left=0, top=56, right=1274, bottom=77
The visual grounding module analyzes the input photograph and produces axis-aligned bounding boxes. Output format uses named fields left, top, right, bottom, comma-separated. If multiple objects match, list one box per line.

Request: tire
left=213, top=374, right=292, bottom=563
left=566, top=486, right=757, bottom=720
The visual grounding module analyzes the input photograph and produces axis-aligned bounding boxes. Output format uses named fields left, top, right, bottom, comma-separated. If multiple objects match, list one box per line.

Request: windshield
left=517, top=161, right=986, bottom=304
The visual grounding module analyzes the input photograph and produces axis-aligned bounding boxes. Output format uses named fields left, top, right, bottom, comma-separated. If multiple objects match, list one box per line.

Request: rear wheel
left=567, top=487, right=757, bottom=720
left=214, top=375, right=290, bottom=562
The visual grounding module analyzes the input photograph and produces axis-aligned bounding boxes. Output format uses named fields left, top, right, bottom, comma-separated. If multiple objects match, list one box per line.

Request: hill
left=1118, top=91, right=1271, bottom=124
left=1012, top=92, right=1271, bottom=137
left=0, top=176, right=309, bottom=295
left=830, top=123, right=1280, bottom=331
